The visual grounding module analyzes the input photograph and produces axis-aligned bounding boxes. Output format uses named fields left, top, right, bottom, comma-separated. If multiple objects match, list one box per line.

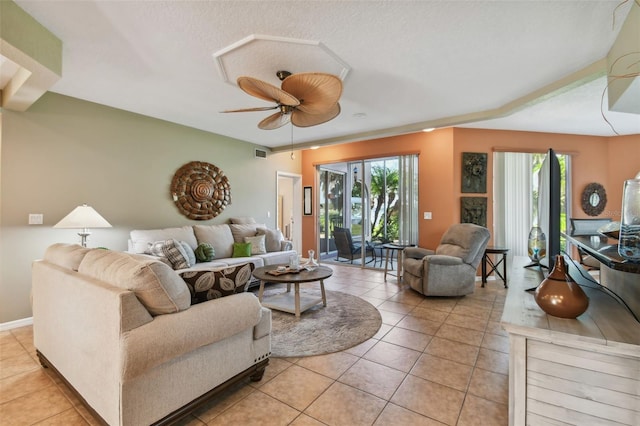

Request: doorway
left=276, top=172, right=302, bottom=252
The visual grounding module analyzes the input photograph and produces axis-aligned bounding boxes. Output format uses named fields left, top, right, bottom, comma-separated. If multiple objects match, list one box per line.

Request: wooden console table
left=501, top=256, right=640, bottom=426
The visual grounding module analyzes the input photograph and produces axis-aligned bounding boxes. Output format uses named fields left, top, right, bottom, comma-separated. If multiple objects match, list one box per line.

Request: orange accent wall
left=606, top=135, right=640, bottom=219
left=302, top=128, right=639, bottom=252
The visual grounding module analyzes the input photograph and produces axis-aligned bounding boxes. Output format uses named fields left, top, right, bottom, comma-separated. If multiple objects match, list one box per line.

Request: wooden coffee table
left=253, top=265, right=333, bottom=317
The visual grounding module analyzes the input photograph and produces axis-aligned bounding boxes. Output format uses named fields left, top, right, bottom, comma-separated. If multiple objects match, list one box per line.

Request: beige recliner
left=403, top=223, right=490, bottom=296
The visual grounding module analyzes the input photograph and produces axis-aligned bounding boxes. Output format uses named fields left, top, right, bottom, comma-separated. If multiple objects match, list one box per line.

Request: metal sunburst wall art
left=170, top=161, right=231, bottom=220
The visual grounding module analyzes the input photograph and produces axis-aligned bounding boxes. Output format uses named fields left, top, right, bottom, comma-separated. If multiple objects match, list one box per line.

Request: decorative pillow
left=232, top=242, right=252, bottom=257
left=180, top=263, right=255, bottom=304
left=194, top=243, right=215, bottom=262
left=256, top=228, right=285, bottom=252
left=180, top=241, right=197, bottom=266
left=148, top=239, right=191, bottom=270
left=244, top=234, right=267, bottom=255
left=130, top=226, right=198, bottom=255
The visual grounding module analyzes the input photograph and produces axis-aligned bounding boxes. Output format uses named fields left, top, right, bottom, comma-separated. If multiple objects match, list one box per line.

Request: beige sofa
left=32, top=243, right=271, bottom=426
left=128, top=222, right=296, bottom=273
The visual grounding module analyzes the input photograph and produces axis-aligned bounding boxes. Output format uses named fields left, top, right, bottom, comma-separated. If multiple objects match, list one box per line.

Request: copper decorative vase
left=534, top=255, right=589, bottom=319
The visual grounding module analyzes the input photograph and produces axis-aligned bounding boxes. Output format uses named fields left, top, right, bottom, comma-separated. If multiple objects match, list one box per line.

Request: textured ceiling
left=12, top=0, right=640, bottom=150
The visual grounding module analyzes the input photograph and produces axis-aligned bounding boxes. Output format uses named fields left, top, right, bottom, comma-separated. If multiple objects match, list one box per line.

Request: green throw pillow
left=232, top=242, right=252, bottom=257
left=195, top=243, right=215, bottom=262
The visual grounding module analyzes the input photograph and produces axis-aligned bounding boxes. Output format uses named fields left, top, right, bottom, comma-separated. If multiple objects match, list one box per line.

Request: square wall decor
left=461, top=197, right=487, bottom=227
left=461, top=152, right=487, bottom=193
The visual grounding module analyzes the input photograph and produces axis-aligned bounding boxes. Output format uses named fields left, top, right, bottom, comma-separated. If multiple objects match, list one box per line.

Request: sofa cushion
left=130, top=226, right=198, bottom=253
left=229, top=217, right=257, bottom=224
left=244, top=234, right=267, bottom=255
left=232, top=242, right=252, bottom=257
left=256, top=227, right=286, bottom=252
left=180, top=263, right=255, bottom=304
left=78, top=249, right=191, bottom=315
left=147, top=239, right=191, bottom=270
left=193, top=225, right=235, bottom=259
left=229, top=223, right=266, bottom=243
left=43, top=243, right=92, bottom=271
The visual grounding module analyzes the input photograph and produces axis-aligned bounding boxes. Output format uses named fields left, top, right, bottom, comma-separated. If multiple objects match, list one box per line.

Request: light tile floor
left=0, top=264, right=509, bottom=425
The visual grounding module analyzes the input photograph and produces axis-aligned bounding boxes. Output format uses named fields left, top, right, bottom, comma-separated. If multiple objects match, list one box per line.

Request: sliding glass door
left=318, top=169, right=345, bottom=257
left=318, top=155, right=418, bottom=268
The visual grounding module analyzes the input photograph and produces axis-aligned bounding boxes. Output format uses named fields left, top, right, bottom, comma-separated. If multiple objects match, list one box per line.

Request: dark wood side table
left=482, top=246, right=509, bottom=288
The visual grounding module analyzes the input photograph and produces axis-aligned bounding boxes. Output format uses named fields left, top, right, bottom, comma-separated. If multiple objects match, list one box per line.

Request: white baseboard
left=0, top=317, right=33, bottom=332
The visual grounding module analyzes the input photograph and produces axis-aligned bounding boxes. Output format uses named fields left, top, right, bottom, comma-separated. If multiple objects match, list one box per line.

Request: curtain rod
left=492, top=147, right=579, bottom=156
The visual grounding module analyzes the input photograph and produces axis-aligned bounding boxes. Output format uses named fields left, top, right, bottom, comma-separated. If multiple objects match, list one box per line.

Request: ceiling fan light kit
left=224, top=71, right=343, bottom=130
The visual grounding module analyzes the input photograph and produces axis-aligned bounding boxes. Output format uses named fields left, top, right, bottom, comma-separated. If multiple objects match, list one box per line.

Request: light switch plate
left=423, top=212, right=432, bottom=220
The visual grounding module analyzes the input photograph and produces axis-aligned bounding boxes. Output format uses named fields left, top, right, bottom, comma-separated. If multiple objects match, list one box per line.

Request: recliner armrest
left=425, top=254, right=464, bottom=266
left=404, top=247, right=434, bottom=259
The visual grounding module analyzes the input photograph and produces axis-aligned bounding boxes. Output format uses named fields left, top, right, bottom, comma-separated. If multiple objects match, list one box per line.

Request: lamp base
left=78, top=229, right=91, bottom=247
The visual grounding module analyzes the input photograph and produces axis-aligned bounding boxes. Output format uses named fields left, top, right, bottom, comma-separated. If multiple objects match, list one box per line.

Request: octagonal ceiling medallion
left=213, top=34, right=351, bottom=87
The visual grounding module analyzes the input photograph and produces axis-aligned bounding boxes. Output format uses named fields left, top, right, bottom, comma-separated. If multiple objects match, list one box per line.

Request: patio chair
left=333, top=227, right=375, bottom=264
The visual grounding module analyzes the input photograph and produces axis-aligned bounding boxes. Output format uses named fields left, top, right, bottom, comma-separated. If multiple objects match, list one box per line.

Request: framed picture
left=461, top=197, right=487, bottom=227
left=461, top=152, right=487, bottom=193
left=303, top=186, right=313, bottom=215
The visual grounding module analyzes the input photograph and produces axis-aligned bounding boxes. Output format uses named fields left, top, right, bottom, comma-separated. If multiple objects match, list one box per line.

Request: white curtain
left=398, top=154, right=419, bottom=245
left=493, top=152, right=533, bottom=257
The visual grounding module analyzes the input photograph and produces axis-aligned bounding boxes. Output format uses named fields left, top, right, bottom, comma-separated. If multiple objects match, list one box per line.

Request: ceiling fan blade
left=291, top=103, right=341, bottom=128
left=281, top=73, right=342, bottom=115
left=222, top=106, right=278, bottom=113
left=258, top=111, right=291, bottom=130
left=237, top=76, right=300, bottom=106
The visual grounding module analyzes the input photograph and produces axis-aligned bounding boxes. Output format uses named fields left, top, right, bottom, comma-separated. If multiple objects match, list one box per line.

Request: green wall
left=0, top=92, right=300, bottom=323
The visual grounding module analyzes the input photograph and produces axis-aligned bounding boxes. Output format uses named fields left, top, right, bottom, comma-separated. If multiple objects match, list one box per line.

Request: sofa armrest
left=281, top=240, right=293, bottom=251
left=120, top=292, right=263, bottom=380
left=254, top=306, right=271, bottom=340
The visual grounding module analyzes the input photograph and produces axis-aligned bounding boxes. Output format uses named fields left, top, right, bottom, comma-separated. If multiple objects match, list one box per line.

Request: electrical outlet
left=423, top=212, right=432, bottom=220
left=29, top=213, right=43, bottom=225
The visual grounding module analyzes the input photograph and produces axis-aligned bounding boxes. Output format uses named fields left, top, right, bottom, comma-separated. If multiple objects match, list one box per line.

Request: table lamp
left=54, top=204, right=112, bottom=247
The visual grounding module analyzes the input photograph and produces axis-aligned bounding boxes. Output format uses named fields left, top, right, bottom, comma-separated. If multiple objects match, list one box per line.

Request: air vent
left=255, top=149, right=267, bottom=159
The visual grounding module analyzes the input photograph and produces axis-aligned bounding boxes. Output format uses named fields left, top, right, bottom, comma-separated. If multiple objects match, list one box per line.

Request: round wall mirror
left=581, top=182, right=607, bottom=216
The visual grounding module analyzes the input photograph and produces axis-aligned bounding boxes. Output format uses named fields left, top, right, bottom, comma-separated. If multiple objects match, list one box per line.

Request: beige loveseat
left=128, top=221, right=296, bottom=274
left=32, top=243, right=271, bottom=426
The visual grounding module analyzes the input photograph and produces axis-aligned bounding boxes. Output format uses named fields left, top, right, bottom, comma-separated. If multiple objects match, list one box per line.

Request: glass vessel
left=527, top=226, right=547, bottom=263
left=289, top=254, right=299, bottom=270
left=619, top=179, right=640, bottom=261
left=305, top=249, right=319, bottom=271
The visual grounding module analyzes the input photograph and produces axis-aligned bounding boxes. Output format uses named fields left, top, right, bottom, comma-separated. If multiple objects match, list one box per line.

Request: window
left=494, top=151, right=570, bottom=257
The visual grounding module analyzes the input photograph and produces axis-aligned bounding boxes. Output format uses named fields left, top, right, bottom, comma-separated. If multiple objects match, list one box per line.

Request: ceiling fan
left=223, top=71, right=343, bottom=130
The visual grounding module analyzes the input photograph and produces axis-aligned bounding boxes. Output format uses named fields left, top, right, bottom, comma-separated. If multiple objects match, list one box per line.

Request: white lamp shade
left=54, top=204, right=112, bottom=229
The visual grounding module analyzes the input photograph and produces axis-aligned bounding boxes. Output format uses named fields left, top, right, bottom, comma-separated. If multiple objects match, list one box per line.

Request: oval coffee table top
left=253, top=264, right=333, bottom=283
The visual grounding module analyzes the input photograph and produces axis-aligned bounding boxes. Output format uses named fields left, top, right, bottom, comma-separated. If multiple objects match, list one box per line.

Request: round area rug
left=261, top=288, right=382, bottom=358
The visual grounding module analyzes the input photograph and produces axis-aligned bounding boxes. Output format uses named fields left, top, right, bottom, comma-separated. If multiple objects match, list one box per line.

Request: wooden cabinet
left=501, top=257, right=640, bottom=425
